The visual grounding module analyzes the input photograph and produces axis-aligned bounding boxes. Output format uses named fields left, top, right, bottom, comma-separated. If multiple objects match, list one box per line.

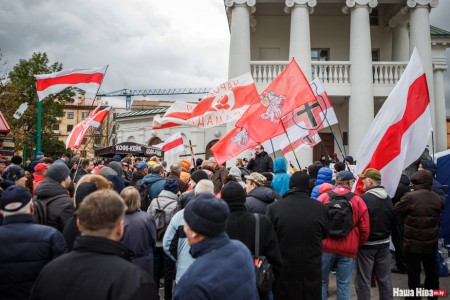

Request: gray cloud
left=0, top=0, right=230, bottom=97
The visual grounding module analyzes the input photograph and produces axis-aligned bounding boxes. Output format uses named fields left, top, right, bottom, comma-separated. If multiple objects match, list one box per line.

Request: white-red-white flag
left=154, top=132, right=185, bottom=158
left=355, top=48, right=433, bottom=197
left=66, top=105, right=111, bottom=150
left=35, top=66, right=107, bottom=102
left=152, top=73, right=259, bottom=129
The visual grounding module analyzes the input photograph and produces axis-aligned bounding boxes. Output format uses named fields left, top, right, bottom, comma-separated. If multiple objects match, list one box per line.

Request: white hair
left=194, top=179, right=214, bottom=195
left=2, top=201, right=31, bottom=217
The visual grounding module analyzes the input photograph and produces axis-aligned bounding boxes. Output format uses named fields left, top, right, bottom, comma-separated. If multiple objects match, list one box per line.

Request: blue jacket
left=121, top=211, right=157, bottom=279
left=311, top=167, right=334, bottom=199
left=163, top=209, right=195, bottom=283
left=0, top=214, right=67, bottom=300
left=174, top=233, right=258, bottom=300
left=142, top=174, right=165, bottom=200
left=271, top=158, right=291, bottom=196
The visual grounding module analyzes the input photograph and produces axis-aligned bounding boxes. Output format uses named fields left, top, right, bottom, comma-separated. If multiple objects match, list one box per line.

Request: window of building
left=67, top=125, right=73, bottom=132
left=82, top=138, right=87, bottom=145
left=52, top=124, right=59, bottom=131
left=311, top=49, right=330, bottom=61
left=370, top=8, right=379, bottom=26
left=80, top=150, right=87, bottom=157
left=67, top=112, right=74, bottom=119
left=81, top=112, right=89, bottom=119
left=372, top=49, right=380, bottom=62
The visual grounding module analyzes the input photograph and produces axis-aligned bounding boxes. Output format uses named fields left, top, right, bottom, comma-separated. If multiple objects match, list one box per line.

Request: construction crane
left=97, top=88, right=211, bottom=109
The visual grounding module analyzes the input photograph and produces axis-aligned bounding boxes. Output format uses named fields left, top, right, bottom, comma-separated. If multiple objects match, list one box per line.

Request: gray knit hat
left=99, top=166, right=118, bottom=177
left=46, top=163, right=71, bottom=183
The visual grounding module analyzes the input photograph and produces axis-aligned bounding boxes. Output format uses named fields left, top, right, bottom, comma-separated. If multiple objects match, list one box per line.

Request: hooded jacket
left=271, top=158, right=291, bottom=196
left=147, top=190, right=179, bottom=246
left=178, top=159, right=192, bottom=184
left=420, top=159, right=447, bottom=207
left=246, top=186, right=277, bottom=214
left=141, top=174, right=166, bottom=200
left=395, top=171, right=442, bottom=254
left=360, top=186, right=394, bottom=245
left=34, top=178, right=74, bottom=232
left=311, top=167, right=335, bottom=199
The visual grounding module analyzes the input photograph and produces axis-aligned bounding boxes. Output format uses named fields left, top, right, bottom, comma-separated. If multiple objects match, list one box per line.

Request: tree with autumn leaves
left=0, top=52, right=75, bottom=159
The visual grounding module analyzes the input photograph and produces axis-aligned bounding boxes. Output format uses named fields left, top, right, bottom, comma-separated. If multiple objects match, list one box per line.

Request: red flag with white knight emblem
left=152, top=73, right=259, bottom=129
left=234, top=59, right=316, bottom=143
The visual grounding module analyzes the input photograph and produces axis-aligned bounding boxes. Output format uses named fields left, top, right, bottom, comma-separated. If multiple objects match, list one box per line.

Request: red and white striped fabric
left=154, top=132, right=185, bottom=158
left=66, top=105, right=111, bottom=150
left=152, top=73, right=259, bottom=129
left=282, top=131, right=322, bottom=170
left=261, top=78, right=337, bottom=154
left=35, top=66, right=107, bottom=101
left=355, top=48, right=433, bottom=197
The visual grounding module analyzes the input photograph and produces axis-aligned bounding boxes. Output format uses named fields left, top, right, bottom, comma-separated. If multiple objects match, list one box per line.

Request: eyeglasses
left=255, top=148, right=261, bottom=151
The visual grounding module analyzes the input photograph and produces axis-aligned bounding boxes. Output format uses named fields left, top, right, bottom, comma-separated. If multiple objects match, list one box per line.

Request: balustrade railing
left=250, top=61, right=408, bottom=86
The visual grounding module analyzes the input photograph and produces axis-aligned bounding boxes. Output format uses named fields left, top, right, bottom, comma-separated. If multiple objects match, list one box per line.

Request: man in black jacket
left=33, top=163, right=74, bottom=232
left=30, top=189, right=157, bottom=300
left=247, top=145, right=273, bottom=173
left=222, top=181, right=282, bottom=300
left=355, top=168, right=394, bottom=300
left=267, top=172, right=329, bottom=300
left=0, top=186, right=67, bottom=300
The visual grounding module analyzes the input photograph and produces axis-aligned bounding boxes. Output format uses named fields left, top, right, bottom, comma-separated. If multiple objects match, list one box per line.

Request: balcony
left=250, top=61, right=408, bottom=97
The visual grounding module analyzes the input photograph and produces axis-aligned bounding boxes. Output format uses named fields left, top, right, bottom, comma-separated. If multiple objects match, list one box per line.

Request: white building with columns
left=226, top=0, right=450, bottom=167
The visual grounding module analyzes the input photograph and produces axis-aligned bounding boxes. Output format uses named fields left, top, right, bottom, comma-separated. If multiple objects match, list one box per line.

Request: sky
left=0, top=0, right=449, bottom=110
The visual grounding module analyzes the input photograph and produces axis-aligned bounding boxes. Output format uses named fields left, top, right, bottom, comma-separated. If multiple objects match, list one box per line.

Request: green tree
left=0, top=52, right=74, bottom=159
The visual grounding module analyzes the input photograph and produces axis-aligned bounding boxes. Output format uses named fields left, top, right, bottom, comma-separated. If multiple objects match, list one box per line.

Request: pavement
left=326, top=254, right=450, bottom=299
left=160, top=253, right=450, bottom=299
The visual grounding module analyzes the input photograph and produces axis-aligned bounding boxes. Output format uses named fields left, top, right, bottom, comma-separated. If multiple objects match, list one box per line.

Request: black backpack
left=135, top=179, right=161, bottom=212
left=32, top=194, right=64, bottom=225
left=325, top=191, right=354, bottom=238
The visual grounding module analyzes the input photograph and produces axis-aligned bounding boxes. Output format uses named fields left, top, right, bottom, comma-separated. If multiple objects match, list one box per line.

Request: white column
left=285, top=0, right=315, bottom=167
left=345, top=0, right=377, bottom=157
left=408, top=0, right=438, bottom=147
left=389, top=18, right=410, bottom=61
left=433, top=62, right=448, bottom=151
left=225, top=0, right=255, bottom=80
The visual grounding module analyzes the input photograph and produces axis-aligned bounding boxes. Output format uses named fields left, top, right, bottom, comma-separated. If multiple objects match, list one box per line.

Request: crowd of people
left=0, top=144, right=446, bottom=300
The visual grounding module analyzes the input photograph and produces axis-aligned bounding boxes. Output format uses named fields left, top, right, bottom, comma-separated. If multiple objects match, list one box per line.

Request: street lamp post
left=23, top=122, right=29, bottom=168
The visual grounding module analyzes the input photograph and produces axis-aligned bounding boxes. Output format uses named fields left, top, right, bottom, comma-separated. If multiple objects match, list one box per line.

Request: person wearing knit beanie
left=184, top=193, right=229, bottom=237
left=289, top=171, right=311, bottom=191
left=179, top=170, right=208, bottom=209
left=221, top=181, right=246, bottom=205
left=99, top=166, right=118, bottom=177
left=46, top=163, right=71, bottom=183
left=175, top=193, right=258, bottom=300
left=190, top=170, right=208, bottom=184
